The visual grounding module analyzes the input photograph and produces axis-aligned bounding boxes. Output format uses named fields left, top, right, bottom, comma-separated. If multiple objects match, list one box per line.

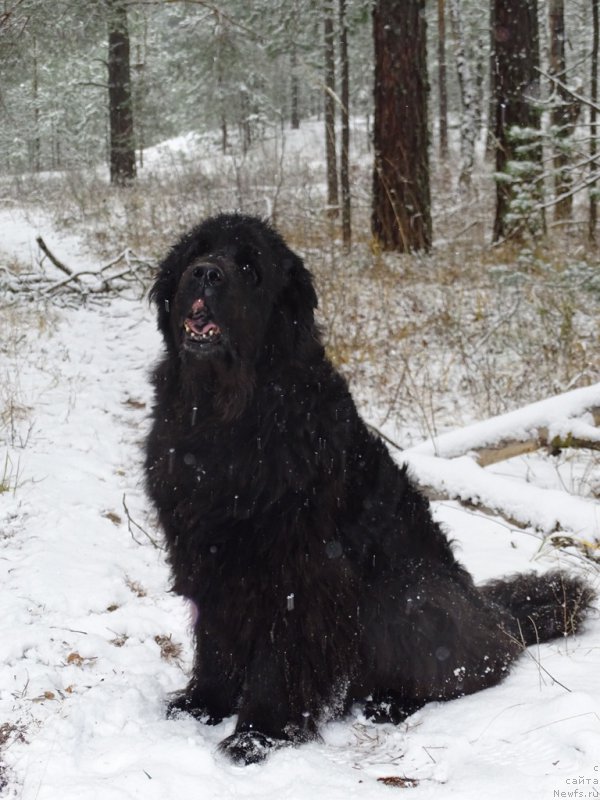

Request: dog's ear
left=276, top=249, right=322, bottom=360
left=149, top=255, right=178, bottom=344
left=281, top=251, right=318, bottom=320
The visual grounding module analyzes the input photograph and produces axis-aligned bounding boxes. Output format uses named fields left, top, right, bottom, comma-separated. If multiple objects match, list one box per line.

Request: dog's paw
left=166, top=692, right=223, bottom=725
left=364, top=696, right=421, bottom=725
left=218, top=730, right=285, bottom=765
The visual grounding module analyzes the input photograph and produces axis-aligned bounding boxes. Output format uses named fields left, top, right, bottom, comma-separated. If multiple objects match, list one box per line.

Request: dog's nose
left=192, top=264, right=224, bottom=288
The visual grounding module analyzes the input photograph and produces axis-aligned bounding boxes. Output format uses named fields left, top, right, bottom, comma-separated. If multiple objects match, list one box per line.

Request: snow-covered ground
left=1, top=208, right=600, bottom=799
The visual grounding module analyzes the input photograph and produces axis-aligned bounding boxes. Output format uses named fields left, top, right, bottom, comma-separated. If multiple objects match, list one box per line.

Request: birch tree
left=448, top=0, right=476, bottom=187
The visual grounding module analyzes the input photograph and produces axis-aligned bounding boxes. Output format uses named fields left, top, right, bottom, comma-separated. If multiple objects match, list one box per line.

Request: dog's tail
left=480, top=569, right=596, bottom=646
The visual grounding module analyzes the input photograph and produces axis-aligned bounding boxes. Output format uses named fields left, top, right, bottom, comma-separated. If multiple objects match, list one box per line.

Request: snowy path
left=1, top=217, right=600, bottom=798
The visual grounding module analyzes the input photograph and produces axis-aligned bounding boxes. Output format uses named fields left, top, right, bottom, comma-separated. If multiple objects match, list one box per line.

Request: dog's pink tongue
left=199, top=321, right=220, bottom=336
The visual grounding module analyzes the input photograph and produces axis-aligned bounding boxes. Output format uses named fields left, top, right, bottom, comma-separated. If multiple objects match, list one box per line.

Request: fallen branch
left=35, top=236, right=75, bottom=278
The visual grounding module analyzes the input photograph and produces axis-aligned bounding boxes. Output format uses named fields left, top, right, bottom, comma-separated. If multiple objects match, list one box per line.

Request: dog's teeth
left=185, top=323, right=218, bottom=342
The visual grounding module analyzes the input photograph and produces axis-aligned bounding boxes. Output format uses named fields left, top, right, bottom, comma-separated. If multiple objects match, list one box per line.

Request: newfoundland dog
left=145, top=213, right=594, bottom=764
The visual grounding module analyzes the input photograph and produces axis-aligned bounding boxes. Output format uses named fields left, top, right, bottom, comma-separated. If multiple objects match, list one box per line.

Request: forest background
left=4, top=0, right=600, bottom=245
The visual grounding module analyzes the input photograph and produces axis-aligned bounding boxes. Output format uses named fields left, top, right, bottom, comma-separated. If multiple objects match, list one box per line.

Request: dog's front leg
left=218, top=634, right=321, bottom=764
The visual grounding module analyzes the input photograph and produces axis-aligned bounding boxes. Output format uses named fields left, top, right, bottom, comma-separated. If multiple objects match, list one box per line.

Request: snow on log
left=402, top=451, right=600, bottom=539
left=406, top=382, right=600, bottom=466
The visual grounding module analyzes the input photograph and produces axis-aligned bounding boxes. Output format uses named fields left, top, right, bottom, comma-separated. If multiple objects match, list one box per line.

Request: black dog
left=145, top=213, right=594, bottom=764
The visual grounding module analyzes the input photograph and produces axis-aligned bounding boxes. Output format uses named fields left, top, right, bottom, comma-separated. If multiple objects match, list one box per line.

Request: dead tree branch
left=539, top=67, right=600, bottom=115
left=122, top=494, right=162, bottom=550
left=0, top=238, right=155, bottom=307
left=36, top=236, right=76, bottom=278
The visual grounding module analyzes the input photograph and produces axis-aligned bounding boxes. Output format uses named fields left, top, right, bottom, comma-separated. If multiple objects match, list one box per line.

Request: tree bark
left=324, top=1, right=339, bottom=217
left=371, top=0, right=431, bottom=252
left=491, top=0, right=543, bottom=241
left=107, top=0, right=136, bottom=185
left=339, top=0, right=351, bottom=248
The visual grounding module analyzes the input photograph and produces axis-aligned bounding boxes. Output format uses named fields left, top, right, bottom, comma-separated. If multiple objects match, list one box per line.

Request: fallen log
left=405, top=383, right=600, bottom=465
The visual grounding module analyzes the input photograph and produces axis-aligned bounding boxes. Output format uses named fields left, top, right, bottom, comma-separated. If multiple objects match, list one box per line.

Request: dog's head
left=150, top=214, right=320, bottom=376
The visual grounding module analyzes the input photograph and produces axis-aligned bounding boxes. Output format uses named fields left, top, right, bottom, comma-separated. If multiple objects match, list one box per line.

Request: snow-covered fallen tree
left=407, top=382, right=600, bottom=465
left=391, top=383, right=600, bottom=548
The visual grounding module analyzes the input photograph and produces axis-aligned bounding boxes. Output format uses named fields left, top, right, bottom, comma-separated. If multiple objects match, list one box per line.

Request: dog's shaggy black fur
left=145, top=213, right=594, bottom=764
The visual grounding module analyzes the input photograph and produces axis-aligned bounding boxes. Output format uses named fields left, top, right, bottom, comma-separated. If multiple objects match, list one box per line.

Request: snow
left=1, top=207, right=600, bottom=799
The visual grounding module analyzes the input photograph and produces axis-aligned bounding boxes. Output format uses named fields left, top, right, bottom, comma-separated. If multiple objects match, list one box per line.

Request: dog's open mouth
left=183, top=298, right=222, bottom=345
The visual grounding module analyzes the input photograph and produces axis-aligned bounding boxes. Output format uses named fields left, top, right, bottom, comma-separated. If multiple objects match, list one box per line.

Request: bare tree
left=324, top=1, right=338, bottom=217
left=290, top=43, right=300, bottom=130
left=371, top=0, right=431, bottom=252
left=438, top=0, right=449, bottom=159
left=107, top=0, right=136, bottom=185
left=31, top=35, right=40, bottom=172
left=339, top=0, right=351, bottom=248
left=590, top=0, right=599, bottom=241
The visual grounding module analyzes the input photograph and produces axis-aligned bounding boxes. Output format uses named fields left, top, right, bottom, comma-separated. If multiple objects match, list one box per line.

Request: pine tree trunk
left=339, top=0, right=351, bottom=248
left=324, top=2, right=339, bottom=217
left=372, top=0, right=431, bottom=252
left=549, top=0, right=574, bottom=220
left=491, top=0, right=543, bottom=241
left=438, top=0, right=449, bottom=159
left=590, top=0, right=599, bottom=242
left=107, top=0, right=136, bottom=186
